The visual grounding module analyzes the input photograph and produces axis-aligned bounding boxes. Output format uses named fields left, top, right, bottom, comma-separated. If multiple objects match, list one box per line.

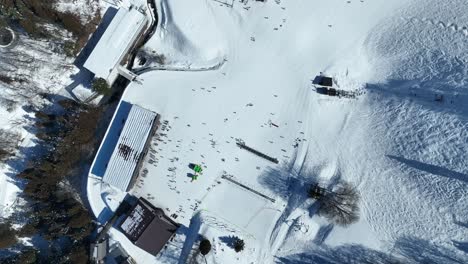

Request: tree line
left=1, top=98, right=105, bottom=263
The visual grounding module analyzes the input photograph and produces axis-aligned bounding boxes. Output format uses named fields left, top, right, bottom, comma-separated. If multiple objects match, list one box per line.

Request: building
left=318, top=76, right=333, bottom=87
left=90, top=238, right=108, bottom=263
left=119, top=198, right=179, bottom=256
left=90, top=101, right=158, bottom=192
left=107, top=241, right=136, bottom=264
left=84, top=3, right=148, bottom=85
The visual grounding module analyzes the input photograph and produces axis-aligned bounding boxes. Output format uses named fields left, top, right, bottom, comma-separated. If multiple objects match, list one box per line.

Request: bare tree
left=317, top=181, right=360, bottom=226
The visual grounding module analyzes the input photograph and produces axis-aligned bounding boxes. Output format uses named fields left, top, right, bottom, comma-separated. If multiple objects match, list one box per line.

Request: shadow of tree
left=366, top=76, right=468, bottom=121
left=64, top=69, right=94, bottom=101
left=452, top=241, right=468, bottom=255
left=276, top=236, right=467, bottom=264
left=454, top=219, right=468, bottom=229
left=219, top=235, right=236, bottom=248
left=387, top=155, right=468, bottom=184
left=393, top=236, right=467, bottom=264
left=275, top=243, right=398, bottom=264
left=312, top=224, right=334, bottom=245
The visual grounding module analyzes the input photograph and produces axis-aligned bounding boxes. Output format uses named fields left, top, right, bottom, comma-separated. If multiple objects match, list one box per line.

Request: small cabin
left=312, top=75, right=334, bottom=87
left=319, top=77, right=333, bottom=87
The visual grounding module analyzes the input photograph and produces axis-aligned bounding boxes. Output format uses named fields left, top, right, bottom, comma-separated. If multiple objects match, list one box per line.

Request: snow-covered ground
left=55, top=0, right=101, bottom=24
left=88, top=0, right=468, bottom=263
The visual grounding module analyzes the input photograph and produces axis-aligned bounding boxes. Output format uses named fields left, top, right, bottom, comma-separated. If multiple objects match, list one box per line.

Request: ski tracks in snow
left=401, top=16, right=468, bottom=37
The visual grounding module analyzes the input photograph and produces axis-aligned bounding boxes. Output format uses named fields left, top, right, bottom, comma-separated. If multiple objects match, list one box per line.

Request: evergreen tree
left=92, top=77, right=111, bottom=95
left=234, top=237, right=245, bottom=252
left=199, top=239, right=212, bottom=255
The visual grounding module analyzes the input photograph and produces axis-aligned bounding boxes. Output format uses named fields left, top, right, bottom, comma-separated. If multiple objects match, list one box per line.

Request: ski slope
left=89, top=0, right=468, bottom=263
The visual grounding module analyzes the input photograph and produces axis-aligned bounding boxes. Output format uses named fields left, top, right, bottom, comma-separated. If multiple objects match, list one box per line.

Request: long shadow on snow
left=366, top=78, right=468, bottom=122
left=364, top=49, right=468, bottom=117
left=394, top=236, right=467, bottom=264
left=452, top=241, right=468, bottom=255
left=178, top=212, right=202, bottom=264
left=312, top=223, right=334, bottom=245
left=63, top=69, right=94, bottom=101
left=219, top=236, right=236, bottom=248
left=454, top=220, right=468, bottom=229
left=256, top=151, right=311, bottom=247
left=275, top=243, right=394, bottom=264
left=257, top=150, right=339, bottom=247
left=276, top=236, right=467, bottom=264
left=387, top=155, right=468, bottom=184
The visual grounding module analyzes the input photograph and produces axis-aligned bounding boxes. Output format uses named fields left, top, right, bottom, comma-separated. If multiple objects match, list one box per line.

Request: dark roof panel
left=319, top=77, right=333, bottom=87
left=135, top=212, right=178, bottom=255
left=120, top=201, right=155, bottom=241
left=119, top=198, right=179, bottom=256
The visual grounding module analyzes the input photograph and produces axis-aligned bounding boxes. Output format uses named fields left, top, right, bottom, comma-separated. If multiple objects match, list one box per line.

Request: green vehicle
left=193, top=164, right=203, bottom=174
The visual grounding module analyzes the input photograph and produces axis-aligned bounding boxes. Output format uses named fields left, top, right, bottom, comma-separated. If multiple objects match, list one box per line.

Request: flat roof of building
left=91, top=100, right=132, bottom=178
left=84, top=4, right=147, bottom=81
left=102, top=103, right=157, bottom=191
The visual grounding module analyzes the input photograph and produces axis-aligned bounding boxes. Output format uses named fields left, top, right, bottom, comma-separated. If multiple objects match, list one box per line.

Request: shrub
left=17, top=247, right=38, bottom=264
left=233, top=237, right=245, bottom=252
left=92, top=78, right=111, bottom=95
left=69, top=211, right=90, bottom=229
left=0, top=222, right=17, bottom=249
left=18, top=223, right=38, bottom=237
left=57, top=12, right=83, bottom=36
left=63, top=41, right=76, bottom=57
left=308, top=183, right=326, bottom=199
left=69, top=245, right=88, bottom=264
left=0, top=75, right=14, bottom=84
left=0, top=129, right=21, bottom=162
left=199, top=239, right=211, bottom=255
left=154, top=53, right=166, bottom=64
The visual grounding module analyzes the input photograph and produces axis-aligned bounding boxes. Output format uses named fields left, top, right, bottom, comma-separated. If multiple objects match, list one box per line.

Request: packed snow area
left=89, top=0, right=468, bottom=263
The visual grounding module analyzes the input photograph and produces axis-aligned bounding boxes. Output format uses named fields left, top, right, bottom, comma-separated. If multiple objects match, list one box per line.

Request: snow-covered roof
left=102, top=104, right=157, bottom=192
left=83, top=4, right=147, bottom=82
left=91, top=240, right=108, bottom=261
